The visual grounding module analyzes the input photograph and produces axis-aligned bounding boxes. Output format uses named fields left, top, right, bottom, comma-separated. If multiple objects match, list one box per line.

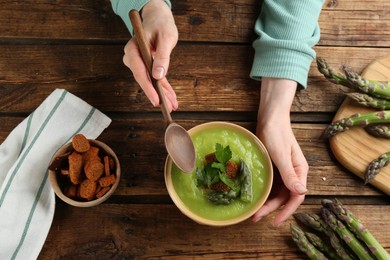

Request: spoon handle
left=129, top=9, right=172, bottom=125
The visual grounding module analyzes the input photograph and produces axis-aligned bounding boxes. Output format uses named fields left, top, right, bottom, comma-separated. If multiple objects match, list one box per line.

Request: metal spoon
left=129, top=10, right=195, bottom=173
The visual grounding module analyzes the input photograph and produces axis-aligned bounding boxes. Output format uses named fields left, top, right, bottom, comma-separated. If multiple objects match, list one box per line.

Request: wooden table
left=1, top=0, right=389, bottom=258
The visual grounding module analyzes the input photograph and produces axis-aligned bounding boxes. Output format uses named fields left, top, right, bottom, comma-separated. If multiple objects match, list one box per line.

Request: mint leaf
left=211, top=162, right=225, bottom=172
left=204, top=164, right=220, bottom=186
left=215, top=143, right=232, bottom=165
left=195, top=167, right=207, bottom=187
left=196, top=164, right=220, bottom=187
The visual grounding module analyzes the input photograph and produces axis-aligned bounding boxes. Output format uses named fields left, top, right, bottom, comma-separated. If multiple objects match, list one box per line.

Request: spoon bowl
left=165, top=122, right=195, bottom=173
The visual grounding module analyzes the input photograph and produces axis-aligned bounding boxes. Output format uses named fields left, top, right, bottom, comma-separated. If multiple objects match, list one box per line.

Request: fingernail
left=273, top=221, right=284, bottom=228
left=150, top=99, right=158, bottom=107
left=253, top=215, right=262, bottom=222
left=173, top=101, right=179, bottom=111
left=153, top=66, right=165, bottom=79
left=294, top=183, right=307, bottom=194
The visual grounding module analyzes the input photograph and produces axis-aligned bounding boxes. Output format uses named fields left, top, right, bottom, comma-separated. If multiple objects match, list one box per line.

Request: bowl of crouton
left=48, top=134, right=120, bottom=207
left=164, top=121, right=273, bottom=226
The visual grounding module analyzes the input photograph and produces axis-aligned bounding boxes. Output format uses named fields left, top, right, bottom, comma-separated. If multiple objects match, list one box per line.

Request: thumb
left=271, top=143, right=308, bottom=195
left=279, top=165, right=307, bottom=195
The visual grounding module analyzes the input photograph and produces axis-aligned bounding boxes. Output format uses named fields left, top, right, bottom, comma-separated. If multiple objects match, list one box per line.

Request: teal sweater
left=110, top=0, right=324, bottom=88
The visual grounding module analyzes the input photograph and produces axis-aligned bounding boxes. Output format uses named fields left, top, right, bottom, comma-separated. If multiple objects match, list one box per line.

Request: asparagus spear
left=322, top=199, right=390, bottom=259
left=343, top=66, right=390, bottom=100
left=321, top=208, right=374, bottom=260
left=294, top=213, right=354, bottom=260
left=364, top=124, right=390, bottom=139
left=294, top=213, right=334, bottom=236
left=316, top=57, right=354, bottom=88
left=290, top=224, right=328, bottom=260
left=239, top=159, right=252, bottom=203
left=365, top=152, right=390, bottom=184
left=347, top=92, right=390, bottom=110
left=323, top=110, right=390, bottom=138
left=317, top=57, right=390, bottom=100
left=305, top=232, right=342, bottom=260
left=207, top=189, right=239, bottom=205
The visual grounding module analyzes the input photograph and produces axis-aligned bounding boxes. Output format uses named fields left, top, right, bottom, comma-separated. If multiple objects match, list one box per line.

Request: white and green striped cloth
left=0, top=89, right=111, bottom=259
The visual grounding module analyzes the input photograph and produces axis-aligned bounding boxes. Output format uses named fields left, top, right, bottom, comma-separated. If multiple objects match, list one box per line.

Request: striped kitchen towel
left=0, top=89, right=111, bottom=259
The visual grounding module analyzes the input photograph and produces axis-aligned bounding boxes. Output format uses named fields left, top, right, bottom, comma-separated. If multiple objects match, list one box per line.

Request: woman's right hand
left=123, top=0, right=179, bottom=112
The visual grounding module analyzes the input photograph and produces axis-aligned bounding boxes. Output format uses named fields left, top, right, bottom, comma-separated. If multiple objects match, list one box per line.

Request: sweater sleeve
left=110, top=0, right=172, bottom=35
left=250, top=0, right=324, bottom=88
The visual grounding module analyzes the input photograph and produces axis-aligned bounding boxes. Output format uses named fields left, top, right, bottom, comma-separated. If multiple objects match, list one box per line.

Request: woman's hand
left=123, top=0, right=179, bottom=112
left=253, top=78, right=308, bottom=227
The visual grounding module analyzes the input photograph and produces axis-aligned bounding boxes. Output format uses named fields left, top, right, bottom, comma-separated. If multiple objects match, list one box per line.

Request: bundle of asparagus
left=317, top=57, right=390, bottom=183
left=291, top=199, right=389, bottom=260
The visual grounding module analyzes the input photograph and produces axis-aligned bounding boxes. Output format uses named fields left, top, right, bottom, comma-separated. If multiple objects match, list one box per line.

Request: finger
left=273, top=146, right=308, bottom=195
left=273, top=194, right=305, bottom=226
left=123, top=40, right=160, bottom=107
left=152, top=35, right=177, bottom=80
left=252, top=188, right=289, bottom=222
left=291, top=145, right=309, bottom=186
left=280, top=168, right=307, bottom=195
left=159, top=78, right=179, bottom=110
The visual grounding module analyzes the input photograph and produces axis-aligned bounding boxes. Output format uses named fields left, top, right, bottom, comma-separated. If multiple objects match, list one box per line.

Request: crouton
left=99, top=174, right=116, bottom=188
left=84, top=160, right=104, bottom=181
left=210, top=181, right=230, bottom=192
left=79, top=179, right=97, bottom=200
left=108, top=156, right=115, bottom=170
left=104, top=156, right=110, bottom=176
left=48, top=151, right=71, bottom=171
left=68, top=151, right=83, bottom=185
left=205, top=152, right=217, bottom=165
left=72, top=134, right=90, bottom=153
left=96, top=186, right=111, bottom=199
left=225, top=161, right=238, bottom=178
left=83, top=146, right=100, bottom=164
left=64, top=184, right=78, bottom=198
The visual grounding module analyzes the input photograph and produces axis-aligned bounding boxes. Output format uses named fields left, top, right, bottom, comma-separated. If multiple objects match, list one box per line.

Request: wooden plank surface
left=0, top=0, right=389, bottom=47
left=0, top=0, right=389, bottom=258
left=39, top=204, right=390, bottom=259
left=1, top=45, right=390, bottom=114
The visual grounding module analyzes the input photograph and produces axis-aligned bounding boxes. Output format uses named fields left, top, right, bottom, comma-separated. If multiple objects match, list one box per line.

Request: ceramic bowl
left=49, top=139, right=120, bottom=207
left=164, top=121, right=273, bottom=226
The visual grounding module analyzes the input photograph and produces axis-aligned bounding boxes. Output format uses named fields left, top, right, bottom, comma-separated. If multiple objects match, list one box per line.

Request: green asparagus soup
left=171, top=126, right=271, bottom=221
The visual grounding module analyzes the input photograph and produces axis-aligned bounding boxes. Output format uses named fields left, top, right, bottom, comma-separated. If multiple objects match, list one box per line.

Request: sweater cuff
left=249, top=28, right=318, bottom=88
left=111, top=0, right=172, bottom=35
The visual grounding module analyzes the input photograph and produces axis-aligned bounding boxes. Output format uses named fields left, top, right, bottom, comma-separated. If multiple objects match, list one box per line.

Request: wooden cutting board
left=330, top=56, right=390, bottom=195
